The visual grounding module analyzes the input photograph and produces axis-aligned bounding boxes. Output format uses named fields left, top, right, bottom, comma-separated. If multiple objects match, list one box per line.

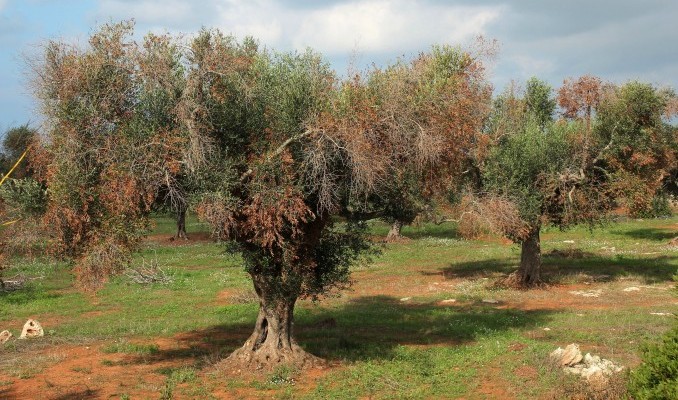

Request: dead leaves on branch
left=455, top=194, right=531, bottom=241
left=30, top=21, right=188, bottom=286
left=557, top=75, right=604, bottom=120
left=242, top=188, right=313, bottom=250
left=304, top=44, right=493, bottom=213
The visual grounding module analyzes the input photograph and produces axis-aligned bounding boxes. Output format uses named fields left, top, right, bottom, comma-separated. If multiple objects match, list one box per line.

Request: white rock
left=400, top=297, right=411, bottom=302
left=0, top=330, right=12, bottom=344
left=650, top=312, right=674, bottom=316
left=569, top=289, right=602, bottom=297
left=440, top=299, right=457, bottom=304
left=623, top=287, right=641, bottom=292
left=563, top=240, right=575, bottom=244
left=582, top=365, right=603, bottom=379
left=543, top=327, right=551, bottom=331
left=19, top=319, right=44, bottom=339
left=551, top=344, right=584, bottom=366
left=550, top=347, right=564, bottom=359
left=553, top=345, right=624, bottom=382
left=560, top=344, right=583, bottom=366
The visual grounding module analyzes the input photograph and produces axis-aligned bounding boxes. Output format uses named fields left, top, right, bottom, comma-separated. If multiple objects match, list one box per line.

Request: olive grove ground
left=0, top=215, right=676, bottom=399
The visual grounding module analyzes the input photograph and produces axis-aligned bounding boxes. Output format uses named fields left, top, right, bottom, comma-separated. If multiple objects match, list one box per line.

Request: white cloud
left=0, top=0, right=7, bottom=13
left=213, top=0, right=287, bottom=45
left=94, top=0, right=502, bottom=56
left=97, top=0, right=194, bottom=27
left=293, top=1, right=501, bottom=55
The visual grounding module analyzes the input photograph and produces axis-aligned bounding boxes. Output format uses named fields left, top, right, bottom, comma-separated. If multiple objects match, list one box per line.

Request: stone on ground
left=551, top=343, right=584, bottom=366
left=19, top=319, right=44, bottom=339
left=0, top=330, right=12, bottom=344
left=550, top=344, right=623, bottom=383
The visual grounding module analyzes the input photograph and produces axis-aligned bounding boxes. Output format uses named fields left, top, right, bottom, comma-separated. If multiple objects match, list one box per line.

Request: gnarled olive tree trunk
left=226, top=215, right=329, bottom=370
left=503, top=226, right=542, bottom=287
left=227, top=275, right=320, bottom=370
left=517, top=227, right=541, bottom=285
left=175, top=205, right=187, bottom=240
left=386, top=220, right=404, bottom=241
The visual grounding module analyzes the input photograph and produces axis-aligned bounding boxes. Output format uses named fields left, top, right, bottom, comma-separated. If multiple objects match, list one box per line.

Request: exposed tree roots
left=496, top=271, right=548, bottom=290
left=221, top=342, right=324, bottom=373
left=218, top=303, right=324, bottom=372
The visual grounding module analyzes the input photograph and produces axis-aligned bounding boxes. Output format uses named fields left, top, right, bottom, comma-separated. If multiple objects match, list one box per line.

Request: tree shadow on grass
left=0, top=284, right=62, bottom=306
left=299, top=296, right=550, bottom=362
left=122, top=296, right=551, bottom=368
left=613, top=228, right=676, bottom=242
left=421, top=259, right=516, bottom=279
left=430, top=253, right=677, bottom=284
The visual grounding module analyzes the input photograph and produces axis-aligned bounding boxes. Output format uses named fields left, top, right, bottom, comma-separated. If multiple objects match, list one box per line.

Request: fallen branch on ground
left=0, top=273, right=45, bottom=292
left=124, top=258, right=174, bottom=285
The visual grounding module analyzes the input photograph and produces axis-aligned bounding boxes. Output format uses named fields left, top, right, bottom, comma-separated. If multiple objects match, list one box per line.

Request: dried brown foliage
left=29, top=21, right=187, bottom=288
left=455, top=194, right=531, bottom=241
left=558, top=75, right=603, bottom=120
left=305, top=44, right=493, bottom=212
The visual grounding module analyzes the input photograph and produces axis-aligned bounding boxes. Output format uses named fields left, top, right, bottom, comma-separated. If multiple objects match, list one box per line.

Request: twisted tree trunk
left=175, top=205, right=187, bottom=240
left=225, top=276, right=320, bottom=370
left=502, top=227, right=542, bottom=288
left=518, top=227, right=542, bottom=286
left=386, top=220, right=404, bottom=241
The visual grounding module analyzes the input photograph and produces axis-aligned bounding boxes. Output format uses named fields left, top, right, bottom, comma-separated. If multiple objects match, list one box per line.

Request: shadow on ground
left=614, top=227, right=676, bottom=242
left=0, top=285, right=63, bottom=306
left=119, top=296, right=551, bottom=369
left=429, top=253, right=677, bottom=284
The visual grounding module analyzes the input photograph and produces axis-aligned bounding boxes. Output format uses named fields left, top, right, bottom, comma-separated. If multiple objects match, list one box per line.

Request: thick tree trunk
left=518, top=227, right=542, bottom=285
left=175, top=205, right=187, bottom=240
left=386, top=220, right=404, bottom=241
left=502, top=227, right=542, bottom=288
left=225, top=280, right=321, bottom=370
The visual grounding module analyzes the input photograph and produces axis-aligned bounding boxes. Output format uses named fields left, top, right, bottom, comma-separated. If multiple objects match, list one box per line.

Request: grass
left=102, top=340, right=160, bottom=356
left=0, top=213, right=676, bottom=398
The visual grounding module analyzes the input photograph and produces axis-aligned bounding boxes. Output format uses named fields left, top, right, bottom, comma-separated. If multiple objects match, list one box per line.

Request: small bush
left=628, top=325, right=678, bottom=399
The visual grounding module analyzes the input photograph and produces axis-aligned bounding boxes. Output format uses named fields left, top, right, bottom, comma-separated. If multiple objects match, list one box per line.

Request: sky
left=1, top=0, right=677, bottom=131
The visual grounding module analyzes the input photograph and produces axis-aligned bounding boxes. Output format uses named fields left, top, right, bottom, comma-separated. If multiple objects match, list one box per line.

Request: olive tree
left=477, top=77, right=676, bottom=287
left=180, top=35, right=492, bottom=368
left=30, top=22, right=187, bottom=287
left=30, top=22, right=492, bottom=368
left=593, top=81, right=677, bottom=217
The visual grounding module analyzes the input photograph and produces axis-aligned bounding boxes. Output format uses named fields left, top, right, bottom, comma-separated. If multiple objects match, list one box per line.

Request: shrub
left=628, top=325, right=678, bottom=399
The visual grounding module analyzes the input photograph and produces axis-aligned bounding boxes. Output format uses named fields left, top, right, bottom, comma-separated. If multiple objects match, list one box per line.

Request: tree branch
left=239, top=129, right=315, bottom=182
